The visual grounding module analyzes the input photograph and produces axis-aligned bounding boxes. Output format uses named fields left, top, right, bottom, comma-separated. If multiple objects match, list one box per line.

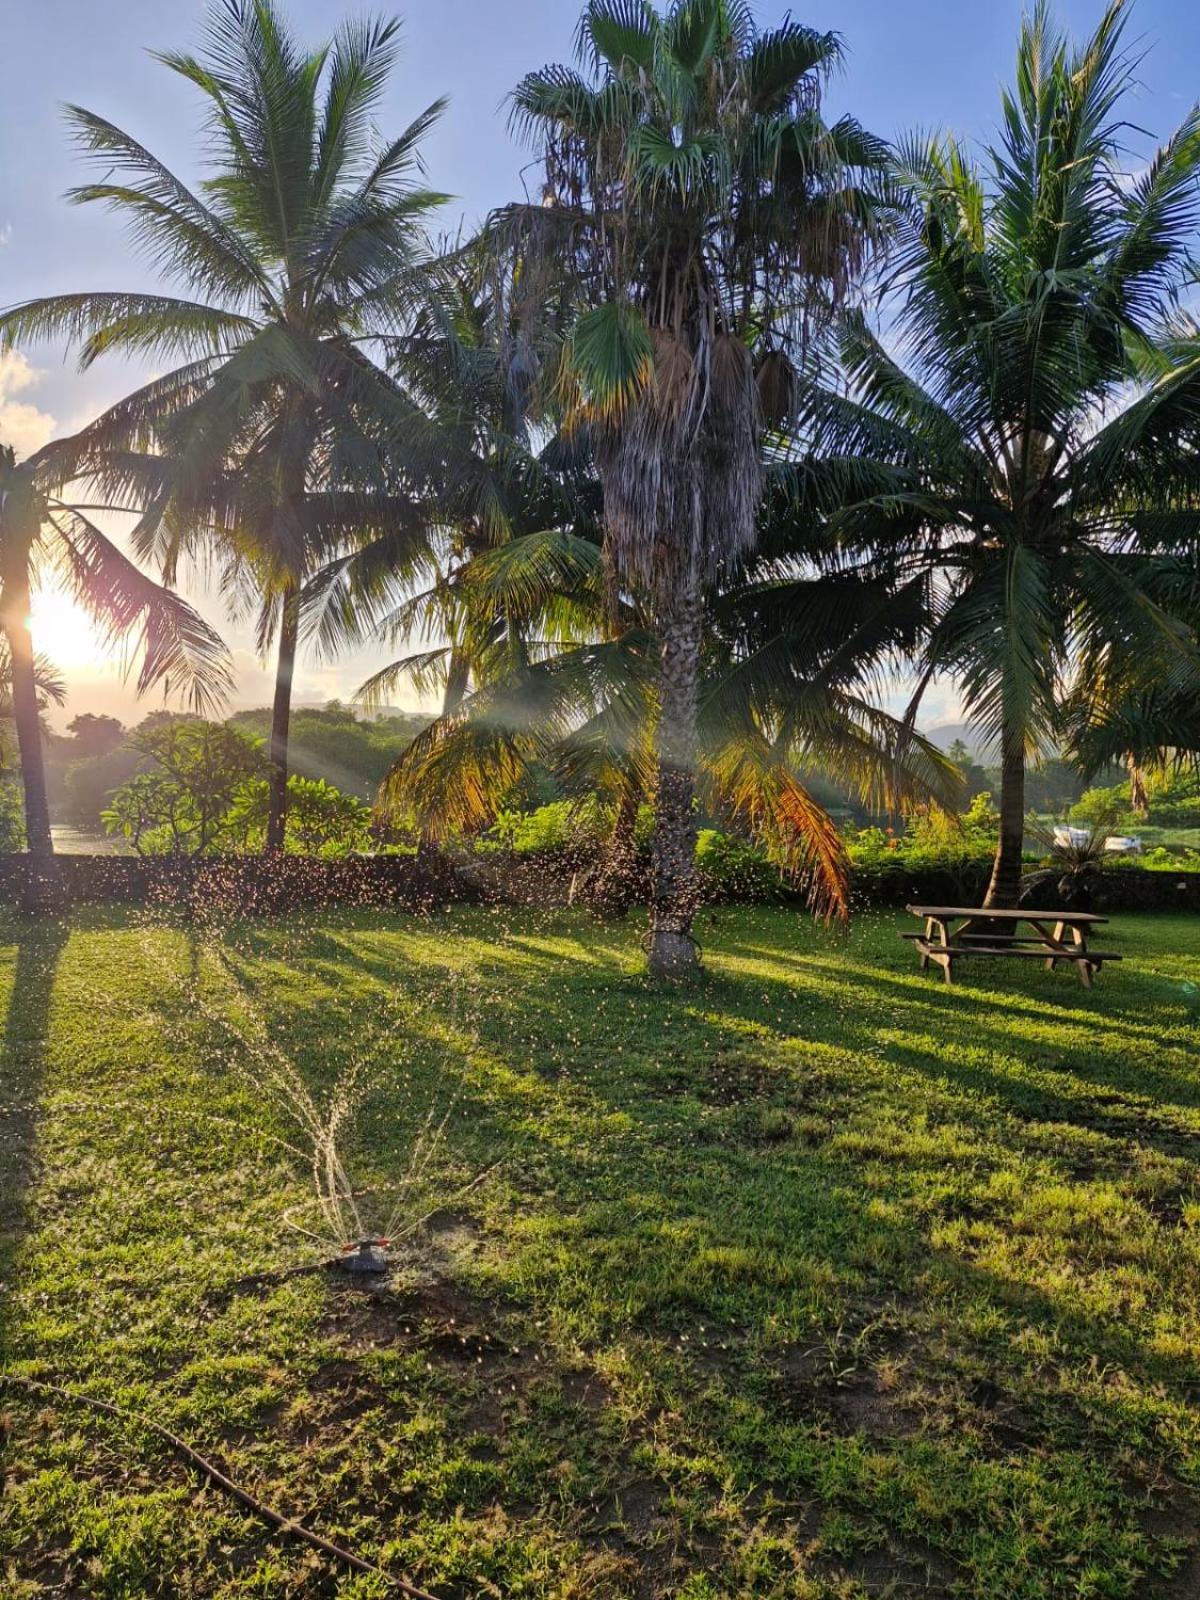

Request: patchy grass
left=1, top=903, right=1198, bottom=1598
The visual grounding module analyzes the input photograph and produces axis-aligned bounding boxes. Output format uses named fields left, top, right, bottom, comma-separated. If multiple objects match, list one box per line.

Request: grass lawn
left=1, top=904, right=1198, bottom=1599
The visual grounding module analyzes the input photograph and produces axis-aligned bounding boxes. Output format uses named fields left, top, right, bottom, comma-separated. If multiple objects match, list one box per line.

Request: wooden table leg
left=932, top=918, right=953, bottom=984
left=1072, top=924, right=1095, bottom=987
left=1045, top=919, right=1065, bottom=971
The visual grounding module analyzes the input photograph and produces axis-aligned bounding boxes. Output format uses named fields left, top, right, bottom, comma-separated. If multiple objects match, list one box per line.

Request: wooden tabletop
left=906, top=906, right=1108, bottom=922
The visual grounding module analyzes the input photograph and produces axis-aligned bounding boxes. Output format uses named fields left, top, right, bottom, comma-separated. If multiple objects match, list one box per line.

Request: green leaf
left=566, top=303, right=653, bottom=420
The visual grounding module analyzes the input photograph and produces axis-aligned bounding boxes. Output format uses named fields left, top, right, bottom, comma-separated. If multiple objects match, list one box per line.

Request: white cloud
left=0, top=223, right=11, bottom=248
left=0, top=350, right=56, bottom=459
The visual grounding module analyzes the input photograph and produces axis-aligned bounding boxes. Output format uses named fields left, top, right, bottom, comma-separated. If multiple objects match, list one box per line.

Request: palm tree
left=0, top=442, right=231, bottom=855
left=0, top=0, right=448, bottom=852
left=793, top=0, right=1200, bottom=907
left=0, top=640, right=68, bottom=827
left=350, top=250, right=605, bottom=854
left=497, top=0, right=887, bottom=972
left=1063, top=563, right=1200, bottom=794
left=373, top=517, right=956, bottom=918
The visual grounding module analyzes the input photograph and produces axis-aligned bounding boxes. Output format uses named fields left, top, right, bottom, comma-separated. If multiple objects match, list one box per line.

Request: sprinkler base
left=334, top=1241, right=390, bottom=1275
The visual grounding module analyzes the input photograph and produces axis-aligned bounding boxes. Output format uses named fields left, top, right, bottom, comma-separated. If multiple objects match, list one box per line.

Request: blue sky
left=3, top=0, right=1199, bottom=723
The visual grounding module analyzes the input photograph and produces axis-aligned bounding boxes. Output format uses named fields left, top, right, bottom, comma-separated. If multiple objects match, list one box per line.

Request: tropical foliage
left=493, top=0, right=890, bottom=968
left=2, top=0, right=1200, bottom=971
left=0, top=0, right=449, bottom=852
left=373, top=516, right=957, bottom=919
left=788, top=0, right=1200, bottom=906
left=101, top=718, right=371, bottom=856
left=0, top=442, right=232, bottom=854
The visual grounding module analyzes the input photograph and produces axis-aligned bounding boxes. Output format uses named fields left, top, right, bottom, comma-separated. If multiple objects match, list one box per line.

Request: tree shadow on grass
left=0, top=912, right=69, bottom=1357
left=112, top=903, right=1200, bottom=1595
left=716, top=938, right=1200, bottom=1109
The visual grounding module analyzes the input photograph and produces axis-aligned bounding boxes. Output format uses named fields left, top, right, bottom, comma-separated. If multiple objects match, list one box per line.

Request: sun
left=28, top=584, right=121, bottom=674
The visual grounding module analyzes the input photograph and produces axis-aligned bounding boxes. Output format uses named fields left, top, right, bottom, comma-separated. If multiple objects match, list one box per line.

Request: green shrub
left=0, top=778, right=24, bottom=851
left=1069, top=783, right=1133, bottom=828
left=694, top=828, right=785, bottom=900
left=1149, top=800, right=1200, bottom=828
left=484, top=798, right=608, bottom=854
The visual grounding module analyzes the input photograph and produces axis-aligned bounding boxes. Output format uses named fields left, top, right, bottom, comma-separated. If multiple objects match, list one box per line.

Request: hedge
left=1, top=848, right=1197, bottom=915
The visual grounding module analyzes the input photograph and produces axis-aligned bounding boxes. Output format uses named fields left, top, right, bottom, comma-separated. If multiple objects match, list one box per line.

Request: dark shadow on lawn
left=116, top=903, right=1200, bottom=1594
left=230, top=913, right=1200, bottom=1579
left=0, top=912, right=69, bottom=1357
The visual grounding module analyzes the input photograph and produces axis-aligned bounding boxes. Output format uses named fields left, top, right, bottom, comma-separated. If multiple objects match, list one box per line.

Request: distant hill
left=923, top=724, right=1083, bottom=766
left=922, top=722, right=996, bottom=761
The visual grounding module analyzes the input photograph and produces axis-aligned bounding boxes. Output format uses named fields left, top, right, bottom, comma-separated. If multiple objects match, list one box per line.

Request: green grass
left=1, top=904, right=1198, bottom=1599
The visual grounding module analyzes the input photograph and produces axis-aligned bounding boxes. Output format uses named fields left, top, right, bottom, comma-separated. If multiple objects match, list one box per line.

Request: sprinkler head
left=336, top=1238, right=390, bottom=1274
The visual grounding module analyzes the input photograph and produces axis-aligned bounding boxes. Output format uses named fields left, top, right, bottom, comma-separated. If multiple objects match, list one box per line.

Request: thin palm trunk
left=984, top=725, right=1026, bottom=908
left=417, top=649, right=470, bottom=861
left=265, top=584, right=299, bottom=855
left=1, top=543, right=52, bottom=858
left=1127, top=755, right=1149, bottom=819
left=648, top=572, right=703, bottom=974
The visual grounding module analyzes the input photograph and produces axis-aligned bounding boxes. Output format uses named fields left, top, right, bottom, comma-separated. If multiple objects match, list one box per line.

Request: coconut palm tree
left=497, top=0, right=888, bottom=971
left=792, top=0, right=1200, bottom=907
left=0, top=0, right=448, bottom=852
left=373, top=517, right=956, bottom=919
left=0, top=638, right=68, bottom=824
left=0, top=442, right=232, bottom=855
left=346, top=250, right=605, bottom=859
left=1062, top=561, right=1200, bottom=798
left=0, top=642, right=65, bottom=724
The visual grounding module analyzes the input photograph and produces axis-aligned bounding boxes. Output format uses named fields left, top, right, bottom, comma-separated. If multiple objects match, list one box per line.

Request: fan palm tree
left=0, top=0, right=448, bottom=852
left=0, top=441, right=232, bottom=855
left=792, top=0, right=1200, bottom=907
left=497, top=0, right=888, bottom=971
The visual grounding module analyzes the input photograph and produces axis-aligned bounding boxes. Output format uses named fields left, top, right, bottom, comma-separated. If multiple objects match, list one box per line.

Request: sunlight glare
left=28, top=585, right=119, bottom=673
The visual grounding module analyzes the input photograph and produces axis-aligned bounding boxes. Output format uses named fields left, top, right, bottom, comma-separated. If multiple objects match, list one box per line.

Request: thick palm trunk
left=2, top=549, right=52, bottom=858
left=648, top=575, right=703, bottom=975
left=983, top=726, right=1025, bottom=908
left=265, top=584, right=299, bottom=855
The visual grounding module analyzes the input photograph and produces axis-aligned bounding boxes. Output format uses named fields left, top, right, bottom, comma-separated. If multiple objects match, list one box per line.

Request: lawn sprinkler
left=336, top=1236, right=392, bottom=1274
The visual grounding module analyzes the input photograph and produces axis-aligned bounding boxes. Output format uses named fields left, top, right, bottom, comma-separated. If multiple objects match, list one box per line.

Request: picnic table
left=903, top=905, right=1122, bottom=988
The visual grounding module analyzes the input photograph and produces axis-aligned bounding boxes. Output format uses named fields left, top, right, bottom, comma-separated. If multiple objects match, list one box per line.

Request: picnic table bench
left=903, top=905, right=1122, bottom=988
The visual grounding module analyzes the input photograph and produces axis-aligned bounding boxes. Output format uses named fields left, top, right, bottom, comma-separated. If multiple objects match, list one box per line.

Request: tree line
left=3, top=0, right=1200, bottom=973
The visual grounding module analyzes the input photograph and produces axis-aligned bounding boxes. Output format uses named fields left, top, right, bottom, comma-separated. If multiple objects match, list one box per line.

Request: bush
left=1149, top=800, right=1200, bottom=828
left=484, top=798, right=608, bottom=854
left=225, top=775, right=374, bottom=857
left=846, top=795, right=997, bottom=875
left=694, top=829, right=786, bottom=900
left=0, top=779, right=24, bottom=852
left=1069, top=783, right=1133, bottom=828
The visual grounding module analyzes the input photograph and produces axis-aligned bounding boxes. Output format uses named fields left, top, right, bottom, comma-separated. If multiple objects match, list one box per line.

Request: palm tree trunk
left=265, top=584, right=299, bottom=855
left=2, top=548, right=52, bottom=858
left=983, top=726, right=1025, bottom=908
left=648, top=574, right=703, bottom=975
left=417, top=649, right=470, bottom=861
left=1127, top=756, right=1149, bottom=819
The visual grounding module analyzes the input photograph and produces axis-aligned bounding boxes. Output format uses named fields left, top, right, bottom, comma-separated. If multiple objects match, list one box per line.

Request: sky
left=3, top=0, right=1200, bottom=731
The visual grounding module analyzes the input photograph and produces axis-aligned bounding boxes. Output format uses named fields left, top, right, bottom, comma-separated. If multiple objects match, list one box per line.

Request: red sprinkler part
left=336, top=1238, right=391, bottom=1274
